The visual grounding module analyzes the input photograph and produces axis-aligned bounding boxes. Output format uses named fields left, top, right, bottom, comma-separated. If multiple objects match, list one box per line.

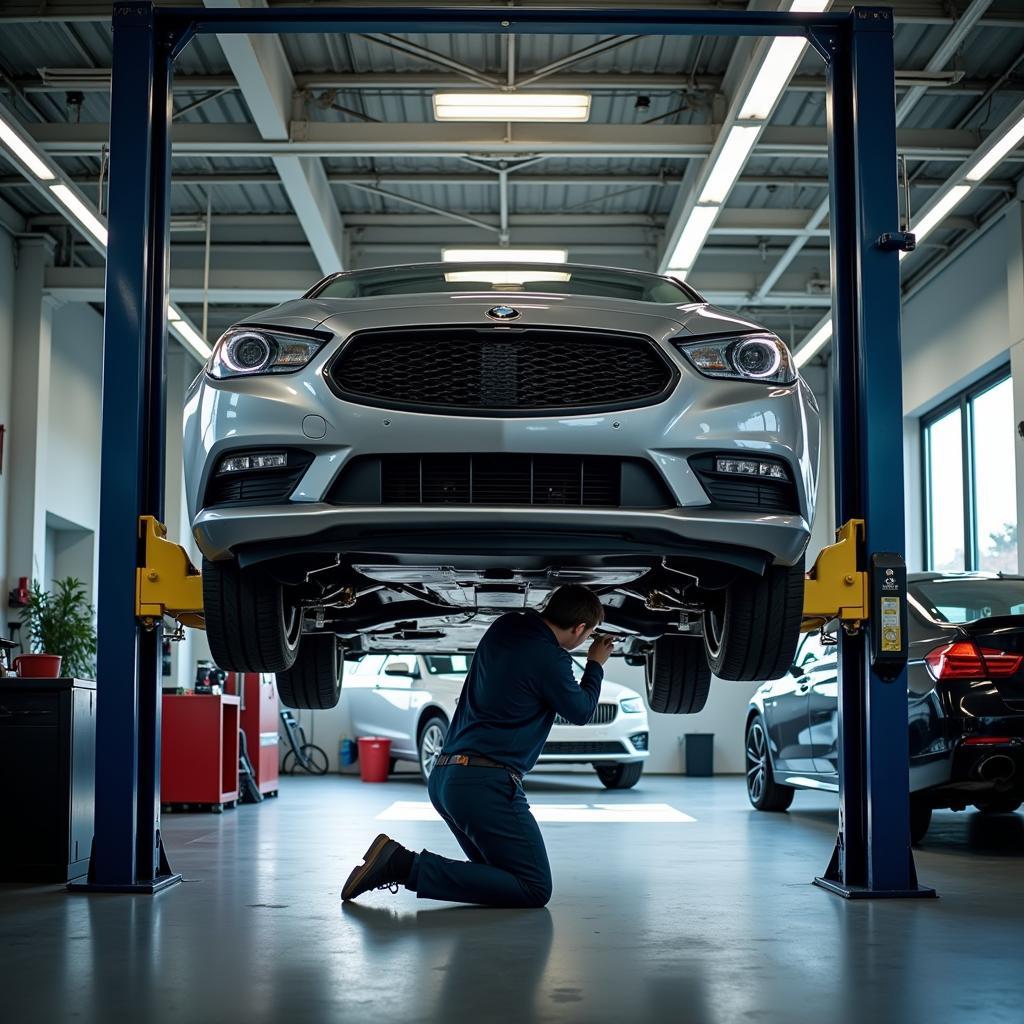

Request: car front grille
left=554, top=703, right=618, bottom=726
left=689, top=454, right=799, bottom=515
left=326, top=453, right=674, bottom=509
left=326, top=327, right=676, bottom=415
left=204, top=450, right=314, bottom=507
left=542, top=740, right=628, bottom=755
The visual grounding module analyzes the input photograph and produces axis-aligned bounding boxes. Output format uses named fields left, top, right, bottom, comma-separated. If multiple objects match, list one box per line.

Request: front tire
left=704, top=557, right=805, bottom=681
left=595, top=762, right=644, bottom=789
left=645, top=636, right=711, bottom=714
left=203, top=557, right=301, bottom=673
left=745, top=715, right=794, bottom=811
left=276, top=633, right=343, bottom=709
left=418, top=715, right=448, bottom=783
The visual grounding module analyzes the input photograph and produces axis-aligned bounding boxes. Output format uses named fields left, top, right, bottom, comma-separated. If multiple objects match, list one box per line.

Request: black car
left=745, top=572, right=1024, bottom=843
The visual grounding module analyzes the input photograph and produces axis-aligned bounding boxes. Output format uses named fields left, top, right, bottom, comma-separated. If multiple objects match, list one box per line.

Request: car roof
left=909, top=571, right=1024, bottom=583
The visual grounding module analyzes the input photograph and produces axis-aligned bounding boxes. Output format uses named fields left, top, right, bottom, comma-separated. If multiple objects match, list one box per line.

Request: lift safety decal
left=880, top=596, right=901, bottom=652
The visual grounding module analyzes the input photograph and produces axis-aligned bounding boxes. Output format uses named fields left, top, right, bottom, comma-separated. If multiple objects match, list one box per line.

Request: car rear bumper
left=193, top=502, right=810, bottom=569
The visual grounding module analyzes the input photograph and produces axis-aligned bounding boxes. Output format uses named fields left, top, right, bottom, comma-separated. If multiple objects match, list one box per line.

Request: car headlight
left=208, top=326, right=327, bottom=379
left=620, top=697, right=644, bottom=714
left=673, top=333, right=796, bottom=385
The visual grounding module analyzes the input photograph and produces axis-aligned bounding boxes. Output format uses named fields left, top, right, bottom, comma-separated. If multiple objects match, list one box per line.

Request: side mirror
left=385, top=661, right=413, bottom=677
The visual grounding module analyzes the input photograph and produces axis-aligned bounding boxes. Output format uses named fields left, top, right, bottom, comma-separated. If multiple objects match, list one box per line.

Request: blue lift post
left=82, top=3, right=932, bottom=898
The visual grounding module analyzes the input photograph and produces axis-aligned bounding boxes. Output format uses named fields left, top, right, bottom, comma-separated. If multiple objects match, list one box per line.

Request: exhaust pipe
left=977, top=755, right=1016, bottom=782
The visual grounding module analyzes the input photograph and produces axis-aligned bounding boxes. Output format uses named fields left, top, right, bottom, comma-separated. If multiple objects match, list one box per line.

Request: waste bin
left=684, top=733, right=714, bottom=776
left=358, top=736, right=392, bottom=782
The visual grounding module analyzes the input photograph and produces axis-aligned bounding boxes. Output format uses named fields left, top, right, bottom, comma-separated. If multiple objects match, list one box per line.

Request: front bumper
left=193, top=502, right=811, bottom=567
left=538, top=721, right=650, bottom=764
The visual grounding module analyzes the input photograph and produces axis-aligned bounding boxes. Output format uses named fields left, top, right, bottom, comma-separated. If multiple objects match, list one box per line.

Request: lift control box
left=869, top=552, right=908, bottom=681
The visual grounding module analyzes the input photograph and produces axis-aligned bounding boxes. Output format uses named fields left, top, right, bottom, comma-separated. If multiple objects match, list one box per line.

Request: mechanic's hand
left=587, top=634, right=616, bottom=666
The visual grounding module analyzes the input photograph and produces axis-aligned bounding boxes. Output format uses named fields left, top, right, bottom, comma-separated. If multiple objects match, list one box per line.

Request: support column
left=5, top=236, right=56, bottom=595
left=816, top=6, right=932, bottom=898
left=73, top=1, right=180, bottom=894
left=1005, top=186, right=1024, bottom=574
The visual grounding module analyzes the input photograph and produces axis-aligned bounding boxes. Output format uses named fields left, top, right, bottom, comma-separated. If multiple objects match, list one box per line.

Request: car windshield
left=310, top=263, right=699, bottom=304
left=910, top=577, right=1024, bottom=623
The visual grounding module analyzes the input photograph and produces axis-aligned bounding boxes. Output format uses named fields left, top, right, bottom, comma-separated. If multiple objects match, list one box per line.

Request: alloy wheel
left=746, top=721, right=767, bottom=804
left=420, top=722, right=446, bottom=778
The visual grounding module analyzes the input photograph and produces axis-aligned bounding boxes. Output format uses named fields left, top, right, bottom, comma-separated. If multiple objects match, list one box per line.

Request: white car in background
left=343, top=653, right=650, bottom=788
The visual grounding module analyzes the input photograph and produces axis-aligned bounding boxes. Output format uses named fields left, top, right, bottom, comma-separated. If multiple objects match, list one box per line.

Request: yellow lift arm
left=800, top=518, right=868, bottom=634
left=136, top=516, right=205, bottom=630
left=134, top=515, right=870, bottom=635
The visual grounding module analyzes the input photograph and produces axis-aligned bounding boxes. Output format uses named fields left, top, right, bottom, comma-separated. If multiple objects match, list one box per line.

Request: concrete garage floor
left=2, top=774, right=1023, bottom=1024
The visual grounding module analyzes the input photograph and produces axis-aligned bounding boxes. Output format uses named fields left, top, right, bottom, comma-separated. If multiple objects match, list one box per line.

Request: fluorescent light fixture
left=442, top=248, right=568, bottom=263
left=0, top=112, right=55, bottom=180
left=667, top=204, right=720, bottom=273
left=966, top=111, right=1024, bottom=182
left=794, top=320, right=832, bottom=368
left=170, top=319, right=213, bottom=361
left=444, top=270, right=571, bottom=285
left=737, top=1, right=829, bottom=121
left=49, top=183, right=107, bottom=245
left=433, top=93, right=591, bottom=122
left=910, top=184, right=970, bottom=246
left=699, top=125, right=761, bottom=204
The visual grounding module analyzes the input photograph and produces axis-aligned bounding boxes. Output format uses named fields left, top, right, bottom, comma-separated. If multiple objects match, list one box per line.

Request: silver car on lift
left=184, top=262, right=820, bottom=710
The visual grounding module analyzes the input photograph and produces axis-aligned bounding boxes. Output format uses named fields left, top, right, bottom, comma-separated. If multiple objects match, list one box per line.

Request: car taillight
left=924, top=641, right=1023, bottom=680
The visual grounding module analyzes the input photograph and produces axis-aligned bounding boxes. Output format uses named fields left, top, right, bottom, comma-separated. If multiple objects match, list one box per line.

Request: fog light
left=715, top=457, right=787, bottom=480
left=219, top=452, right=288, bottom=474
left=630, top=732, right=649, bottom=752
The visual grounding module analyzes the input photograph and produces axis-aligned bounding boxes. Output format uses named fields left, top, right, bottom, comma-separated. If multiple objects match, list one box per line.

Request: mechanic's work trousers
left=407, top=764, right=552, bottom=908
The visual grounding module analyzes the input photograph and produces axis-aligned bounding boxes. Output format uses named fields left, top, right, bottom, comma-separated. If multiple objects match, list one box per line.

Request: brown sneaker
left=341, top=834, right=409, bottom=901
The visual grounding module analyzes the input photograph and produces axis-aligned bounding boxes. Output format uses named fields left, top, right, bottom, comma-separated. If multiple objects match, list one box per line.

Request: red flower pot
left=14, top=653, right=63, bottom=678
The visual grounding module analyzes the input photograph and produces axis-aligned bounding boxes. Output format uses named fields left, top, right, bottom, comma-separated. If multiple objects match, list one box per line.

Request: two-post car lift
left=76, top=3, right=934, bottom=900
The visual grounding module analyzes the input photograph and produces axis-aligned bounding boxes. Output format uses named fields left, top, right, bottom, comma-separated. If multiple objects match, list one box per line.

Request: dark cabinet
left=0, top=678, right=95, bottom=882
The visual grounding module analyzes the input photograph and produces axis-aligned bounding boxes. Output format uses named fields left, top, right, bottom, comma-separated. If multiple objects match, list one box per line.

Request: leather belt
left=435, top=752, right=522, bottom=784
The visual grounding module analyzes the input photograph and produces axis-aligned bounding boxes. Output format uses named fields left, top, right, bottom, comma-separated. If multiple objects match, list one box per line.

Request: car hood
left=237, top=292, right=770, bottom=343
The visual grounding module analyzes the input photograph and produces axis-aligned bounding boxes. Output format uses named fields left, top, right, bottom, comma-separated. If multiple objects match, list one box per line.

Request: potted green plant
left=18, top=578, right=97, bottom=679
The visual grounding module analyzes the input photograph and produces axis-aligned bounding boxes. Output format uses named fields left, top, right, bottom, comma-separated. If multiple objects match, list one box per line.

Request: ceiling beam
left=204, top=0, right=345, bottom=275
left=12, top=70, right=1017, bottom=96
left=28, top=122, right=996, bottom=162
left=2, top=0, right=1023, bottom=26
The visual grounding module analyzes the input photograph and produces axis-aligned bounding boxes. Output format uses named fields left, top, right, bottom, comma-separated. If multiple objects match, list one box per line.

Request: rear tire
left=645, top=636, right=711, bottom=714
left=595, top=762, right=644, bottom=789
left=745, top=714, right=794, bottom=811
left=973, top=797, right=1022, bottom=815
left=910, top=799, right=932, bottom=845
left=704, top=557, right=805, bottom=681
left=203, top=557, right=301, bottom=673
left=276, top=633, right=343, bottom=709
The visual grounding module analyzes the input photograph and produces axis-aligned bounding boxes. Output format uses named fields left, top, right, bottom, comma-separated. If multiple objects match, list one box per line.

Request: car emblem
left=486, top=305, right=521, bottom=321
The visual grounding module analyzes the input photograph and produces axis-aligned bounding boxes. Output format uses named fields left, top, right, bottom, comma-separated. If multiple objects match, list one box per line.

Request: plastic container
left=339, top=737, right=358, bottom=769
left=684, top=733, right=714, bottom=776
left=14, top=654, right=63, bottom=678
left=358, top=736, right=392, bottom=783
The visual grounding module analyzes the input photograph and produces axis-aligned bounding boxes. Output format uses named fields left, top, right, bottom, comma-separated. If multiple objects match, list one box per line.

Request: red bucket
left=14, top=653, right=62, bottom=678
left=358, top=736, right=392, bottom=783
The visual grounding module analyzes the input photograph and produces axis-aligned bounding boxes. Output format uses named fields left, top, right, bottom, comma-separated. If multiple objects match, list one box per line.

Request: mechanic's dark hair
left=542, top=585, right=604, bottom=630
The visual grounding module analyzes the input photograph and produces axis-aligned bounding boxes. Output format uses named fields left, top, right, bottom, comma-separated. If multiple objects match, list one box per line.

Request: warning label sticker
left=880, top=596, right=901, bottom=652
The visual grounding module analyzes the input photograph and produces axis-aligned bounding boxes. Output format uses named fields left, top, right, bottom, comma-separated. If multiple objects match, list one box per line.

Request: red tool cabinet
left=161, top=694, right=240, bottom=811
left=235, top=673, right=280, bottom=796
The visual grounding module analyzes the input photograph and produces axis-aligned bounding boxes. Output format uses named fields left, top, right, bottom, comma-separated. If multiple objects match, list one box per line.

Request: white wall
left=0, top=227, right=15, bottom=636
left=43, top=302, right=103, bottom=598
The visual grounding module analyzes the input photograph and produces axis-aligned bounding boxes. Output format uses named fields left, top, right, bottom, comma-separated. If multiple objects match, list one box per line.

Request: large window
left=923, top=370, right=1017, bottom=572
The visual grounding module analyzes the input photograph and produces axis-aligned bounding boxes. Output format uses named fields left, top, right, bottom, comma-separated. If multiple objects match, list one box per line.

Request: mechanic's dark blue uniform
left=406, top=610, right=603, bottom=907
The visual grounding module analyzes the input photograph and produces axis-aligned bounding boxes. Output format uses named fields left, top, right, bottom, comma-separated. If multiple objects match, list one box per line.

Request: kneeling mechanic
left=342, top=584, right=614, bottom=907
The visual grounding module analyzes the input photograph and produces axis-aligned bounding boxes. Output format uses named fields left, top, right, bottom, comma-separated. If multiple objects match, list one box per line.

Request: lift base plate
left=813, top=876, right=937, bottom=900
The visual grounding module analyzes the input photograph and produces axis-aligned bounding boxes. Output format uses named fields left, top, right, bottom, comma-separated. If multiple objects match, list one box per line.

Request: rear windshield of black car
left=309, top=264, right=700, bottom=304
left=911, top=578, right=1024, bottom=623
